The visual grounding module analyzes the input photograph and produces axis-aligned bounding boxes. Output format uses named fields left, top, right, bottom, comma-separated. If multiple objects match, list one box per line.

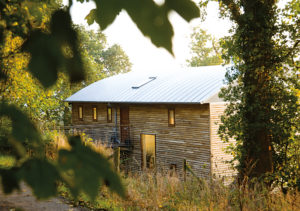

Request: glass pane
left=93, top=107, right=97, bottom=120
left=79, top=106, right=83, bottom=119
left=141, top=134, right=155, bottom=169
left=169, top=109, right=175, bottom=125
left=107, top=107, right=112, bottom=121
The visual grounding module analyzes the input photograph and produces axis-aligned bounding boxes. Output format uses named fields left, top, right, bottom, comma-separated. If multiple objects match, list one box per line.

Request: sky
left=64, top=1, right=232, bottom=72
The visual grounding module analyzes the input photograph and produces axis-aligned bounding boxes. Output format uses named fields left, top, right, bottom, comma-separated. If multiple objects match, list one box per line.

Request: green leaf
left=23, top=9, right=85, bottom=88
left=85, top=9, right=97, bottom=25
left=92, top=0, right=122, bottom=30
left=18, top=159, right=61, bottom=199
left=50, top=9, right=74, bottom=42
left=0, top=102, right=41, bottom=145
left=58, top=136, right=124, bottom=200
left=0, top=168, right=21, bottom=194
left=88, top=0, right=200, bottom=55
left=22, top=30, right=62, bottom=88
left=164, top=0, right=200, bottom=22
left=50, top=9, right=85, bottom=83
left=123, top=0, right=174, bottom=54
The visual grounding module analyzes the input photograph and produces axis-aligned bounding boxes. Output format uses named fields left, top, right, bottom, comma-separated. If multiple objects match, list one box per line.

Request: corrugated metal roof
left=65, top=65, right=228, bottom=104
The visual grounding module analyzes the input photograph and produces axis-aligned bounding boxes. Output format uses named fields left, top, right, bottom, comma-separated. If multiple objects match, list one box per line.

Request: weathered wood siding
left=71, top=102, right=212, bottom=178
left=209, top=103, right=236, bottom=180
left=71, top=103, right=120, bottom=144
left=128, top=104, right=211, bottom=178
left=70, top=102, right=237, bottom=180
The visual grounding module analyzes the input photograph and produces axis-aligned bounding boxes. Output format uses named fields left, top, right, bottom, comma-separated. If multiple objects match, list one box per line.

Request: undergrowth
left=47, top=131, right=300, bottom=210
left=57, top=172, right=300, bottom=210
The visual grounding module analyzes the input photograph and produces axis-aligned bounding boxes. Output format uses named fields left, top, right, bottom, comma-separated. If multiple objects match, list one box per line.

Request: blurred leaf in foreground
left=58, top=136, right=125, bottom=200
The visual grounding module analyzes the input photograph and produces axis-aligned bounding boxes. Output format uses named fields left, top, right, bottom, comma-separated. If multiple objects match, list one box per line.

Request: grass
left=47, top=132, right=300, bottom=210
left=57, top=171, right=300, bottom=210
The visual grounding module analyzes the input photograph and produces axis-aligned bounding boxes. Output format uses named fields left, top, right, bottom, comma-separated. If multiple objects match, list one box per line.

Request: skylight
left=132, top=76, right=157, bottom=89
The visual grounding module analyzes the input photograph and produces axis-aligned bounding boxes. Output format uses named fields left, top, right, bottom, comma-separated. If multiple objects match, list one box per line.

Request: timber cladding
left=209, top=103, right=236, bottom=181
left=70, top=102, right=234, bottom=179
left=129, top=104, right=211, bottom=178
left=70, top=103, right=119, bottom=144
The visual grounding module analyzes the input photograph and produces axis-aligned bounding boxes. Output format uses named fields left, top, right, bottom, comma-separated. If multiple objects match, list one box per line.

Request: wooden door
left=120, top=106, right=130, bottom=142
left=141, top=134, right=156, bottom=169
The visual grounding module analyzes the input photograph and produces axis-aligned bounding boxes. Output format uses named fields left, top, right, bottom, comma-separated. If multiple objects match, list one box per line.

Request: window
left=141, top=134, right=156, bottom=169
left=107, top=107, right=112, bottom=123
left=132, top=76, right=157, bottom=89
left=168, top=109, right=175, bottom=126
left=78, top=105, right=83, bottom=120
left=92, top=106, right=97, bottom=121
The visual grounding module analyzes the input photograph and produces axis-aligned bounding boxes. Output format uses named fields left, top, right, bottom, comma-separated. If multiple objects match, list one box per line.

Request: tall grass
left=46, top=130, right=113, bottom=159
left=58, top=171, right=300, bottom=210
left=47, top=132, right=300, bottom=210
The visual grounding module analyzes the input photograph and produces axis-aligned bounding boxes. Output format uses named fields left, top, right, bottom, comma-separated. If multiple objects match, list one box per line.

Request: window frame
left=168, top=108, right=175, bottom=127
left=92, top=105, right=97, bottom=122
left=107, top=106, right=112, bottom=123
left=78, top=105, right=83, bottom=121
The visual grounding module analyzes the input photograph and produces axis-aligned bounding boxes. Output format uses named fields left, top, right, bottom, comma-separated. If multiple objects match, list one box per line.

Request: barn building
left=65, top=65, right=235, bottom=179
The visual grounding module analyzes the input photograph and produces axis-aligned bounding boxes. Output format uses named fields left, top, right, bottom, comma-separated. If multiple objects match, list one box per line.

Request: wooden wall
left=128, top=104, right=211, bottom=177
left=209, top=103, right=236, bottom=182
left=70, top=102, right=235, bottom=179
left=71, top=103, right=120, bottom=145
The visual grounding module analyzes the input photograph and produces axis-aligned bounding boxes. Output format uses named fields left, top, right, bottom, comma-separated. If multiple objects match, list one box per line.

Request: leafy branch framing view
left=0, top=0, right=200, bottom=200
left=0, top=0, right=299, bottom=205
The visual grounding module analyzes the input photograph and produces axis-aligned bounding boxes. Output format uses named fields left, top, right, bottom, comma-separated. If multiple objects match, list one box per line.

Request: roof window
left=132, top=77, right=157, bottom=89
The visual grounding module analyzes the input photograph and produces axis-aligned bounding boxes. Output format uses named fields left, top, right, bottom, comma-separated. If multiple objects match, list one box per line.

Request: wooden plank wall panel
left=209, top=103, right=236, bottom=181
left=71, top=103, right=212, bottom=178
left=129, top=104, right=211, bottom=178
left=71, top=103, right=120, bottom=144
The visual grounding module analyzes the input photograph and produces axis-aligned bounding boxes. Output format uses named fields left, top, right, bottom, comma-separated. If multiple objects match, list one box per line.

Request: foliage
left=59, top=171, right=300, bottom=210
left=0, top=0, right=200, bottom=201
left=0, top=25, right=131, bottom=131
left=54, top=141, right=300, bottom=210
left=217, top=0, right=300, bottom=187
left=0, top=155, right=16, bottom=169
left=187, top=28, right=223, bottom=66
left=76, top=25, right=131, bottom=84
left=85, top=0, right=200, bottom=54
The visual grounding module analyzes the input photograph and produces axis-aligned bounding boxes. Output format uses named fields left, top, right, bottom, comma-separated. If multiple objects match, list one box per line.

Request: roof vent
left=132, top=76, right=157, bottom=89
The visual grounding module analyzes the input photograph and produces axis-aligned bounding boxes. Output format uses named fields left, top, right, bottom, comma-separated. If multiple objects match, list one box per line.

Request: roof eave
left=64, top=100, right=206, bottom=105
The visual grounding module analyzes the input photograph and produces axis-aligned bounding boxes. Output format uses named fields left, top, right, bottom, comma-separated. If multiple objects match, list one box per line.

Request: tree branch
left=280, top=39, right=300, bottom=63
left=220, top=0, right=241, bottom=23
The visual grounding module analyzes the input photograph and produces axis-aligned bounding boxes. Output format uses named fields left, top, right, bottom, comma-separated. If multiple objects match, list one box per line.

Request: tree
left=0, top=24, right=131, bottom=133
left=216, top=0, right=299, bottom=185
left=101, top=44, right=131, bottom=76
left=0, top=0, right=200, bottom=200
left=187, top=28, right=223, bottom=66
left=76, top=25, right=131, bottom=84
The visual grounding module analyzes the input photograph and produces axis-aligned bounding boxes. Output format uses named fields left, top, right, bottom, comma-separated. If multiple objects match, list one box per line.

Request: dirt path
left=0, top=184, right=88, bottom=211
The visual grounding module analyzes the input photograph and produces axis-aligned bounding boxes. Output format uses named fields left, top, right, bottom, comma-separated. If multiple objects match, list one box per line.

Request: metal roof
left=65, top=65, right=228, bottom=104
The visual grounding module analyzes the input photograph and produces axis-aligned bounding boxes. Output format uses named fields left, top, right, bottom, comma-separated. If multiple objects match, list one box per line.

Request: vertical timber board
left=129, top=104, right=211, bottom=178
left=209, top=103, right=236, bottom=181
